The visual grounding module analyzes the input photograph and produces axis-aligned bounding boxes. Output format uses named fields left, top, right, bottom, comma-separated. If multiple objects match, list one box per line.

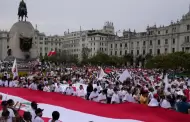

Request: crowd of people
left=0, top=66, right=190, bottom=121
left=0, top=97, right=60, bottom=122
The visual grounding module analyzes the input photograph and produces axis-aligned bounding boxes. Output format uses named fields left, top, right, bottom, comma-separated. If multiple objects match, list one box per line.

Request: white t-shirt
left=76, top=89, right=85, bottom=98
left=48, top=119, right=60, bottom=122
left=29, top=83, right=38, bottom=90
left=0, top=108, right=15, bottom=122
left=65, top=87, right=74, bottom=95
left=0, top=80, right=3, bottom=86
left=4, top=81, right=8, bottom=87
left=160, top=99, right=171, bottom=109
left=148, top=98, right=159, bottom=107
left=33, top=116, right=44, bottom=122
left=55, top=86, right=62, bottom=93
left=98, top=93, right=107, bottom=103
left=107, top=89, right=114, bottom=98
left=123, top=93, right=136, bottom=103
left=43, top=86, right=50, bottom=92
left=111, top=93, right=120, bottom=104
left=89, top=91, right=99, bottom=102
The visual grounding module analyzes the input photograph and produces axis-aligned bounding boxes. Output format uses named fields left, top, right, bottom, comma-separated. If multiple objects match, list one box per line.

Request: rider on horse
left=18, top=0, right=28, bottom=21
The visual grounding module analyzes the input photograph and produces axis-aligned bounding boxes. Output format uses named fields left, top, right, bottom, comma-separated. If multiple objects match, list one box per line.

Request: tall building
left=1, top=7, right=190, bottom=61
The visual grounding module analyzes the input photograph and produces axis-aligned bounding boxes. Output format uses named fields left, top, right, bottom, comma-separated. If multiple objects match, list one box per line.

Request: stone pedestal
left=5, top=21, right=38, bottom=62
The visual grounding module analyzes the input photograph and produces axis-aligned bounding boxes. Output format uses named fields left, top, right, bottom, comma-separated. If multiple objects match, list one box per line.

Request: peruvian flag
left=48, top=51, right=56, bottom=57
left=1, top=88, right=190, bottom=122
left=11, top=59, right=18, bottom=78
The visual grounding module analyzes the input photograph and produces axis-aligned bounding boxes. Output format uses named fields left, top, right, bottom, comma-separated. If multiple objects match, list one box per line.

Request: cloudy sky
left=0, top=0, right=189, bottom=35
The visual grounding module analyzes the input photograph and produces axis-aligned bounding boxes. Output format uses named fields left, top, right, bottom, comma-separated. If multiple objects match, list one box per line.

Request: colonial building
left=1, top=7, right=190, bottom=61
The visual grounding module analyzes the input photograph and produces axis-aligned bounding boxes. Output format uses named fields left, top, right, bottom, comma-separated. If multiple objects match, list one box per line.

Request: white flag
left=98, top=68, right=107, bottom=80
left=119, top=69, right=132, bottom=83
left=12, top=59, right=18, bottom=79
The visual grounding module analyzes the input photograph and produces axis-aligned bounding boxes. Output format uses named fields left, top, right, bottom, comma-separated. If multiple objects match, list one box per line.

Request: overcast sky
left=0, top=0, right=189, bottom=35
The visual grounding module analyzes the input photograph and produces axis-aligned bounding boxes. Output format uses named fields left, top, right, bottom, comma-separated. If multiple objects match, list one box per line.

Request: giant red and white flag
left=11, top=59, right=18, bottom=78
left=0, top=88, right=190, bottom=122
left=48, top=51, right=56, bottom=57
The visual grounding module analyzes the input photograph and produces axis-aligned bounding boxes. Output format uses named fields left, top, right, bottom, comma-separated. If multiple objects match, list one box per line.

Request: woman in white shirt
left=89, top=88, right=99, bottom=102
left=111, top=88, right=120, bottom=104
left=98, top=90, right=107, bottom=103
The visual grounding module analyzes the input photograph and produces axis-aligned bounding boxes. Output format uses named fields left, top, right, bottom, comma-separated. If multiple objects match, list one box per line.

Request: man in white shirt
left=64, top=84, right=74, bottom=95
left=98, top=90, right=107, bottom=103
left=0, top=101, right=16, bottom=122
left=107, top=86, right=114, bottom=104
left=76, top=85, right=85, bottom=98
left=33, top=108, right=44, bottom=122
left=48, top=111, right=60, bottom=122
left=29, top=82, right=38, bottom=90
left=111, top=88, right=120, bottom=104
left=43, top=84, right=50, bottom=92
left=54, top=83, right=62, bottom=93
left=89, top=88, right=99, bottom=102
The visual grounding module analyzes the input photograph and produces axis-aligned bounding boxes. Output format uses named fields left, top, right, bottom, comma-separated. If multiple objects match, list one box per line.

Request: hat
left=35, top=108, right=44, bottom=114
left=1, top=101, right=8, bottom=106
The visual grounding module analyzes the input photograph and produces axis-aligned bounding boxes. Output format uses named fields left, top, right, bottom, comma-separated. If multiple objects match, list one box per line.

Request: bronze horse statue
left=18, top=0, right=28, bottom=21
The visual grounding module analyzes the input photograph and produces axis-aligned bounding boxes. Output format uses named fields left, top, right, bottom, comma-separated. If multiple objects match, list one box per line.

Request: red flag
left=48, top=51, right=56, bottom=57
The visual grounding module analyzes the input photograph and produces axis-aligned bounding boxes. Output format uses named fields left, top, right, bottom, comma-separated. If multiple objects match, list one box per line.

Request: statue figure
left=18, top=0, right=28, bottom=21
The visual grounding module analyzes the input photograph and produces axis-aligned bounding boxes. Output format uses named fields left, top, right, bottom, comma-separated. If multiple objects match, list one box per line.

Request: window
left=187, top=36, right=190, bottom=42
left=143, top=41, right=146, bottom=46
left=137, top=42, right=139, bottom=47
left=125, top=43, right=127, bottom=47
left=157, top=49, right=160, bottom=55
left=100, top=43, right=101, bottom=46
left=110, top=51, right=112, bottom=55
left=149, top=49, right=152, bottom=54
left=187, top=25, right=190, bottom=31
left=158, top=31, right=160, bottom=34
left=143, top=49, right=146, bottom=55
left=149, top=40, right=152, bottom=45
left=111, top=44, right=113, bottom=48
left=165, top=39, right=168, bottom=45
left=115, top=44, right=117, bottom=48
left=115, top=51, right=117, bottom=55
left=120, top=51, right=122, bottom=55
left=137, top=50, right=139, bottom=55
left=94, top=43, right=95, bottom=46
left=131, top=50, right=133, bottom=55
left=158, top=40, right=160, bottom=45
left=165, top=48, right=168, bottom=53
left=173, top=39, right=175, bottom=44
left=166, top=30, right=168, bottom=34
left=182, top=47, right=184, bottom=52
left=120, top=43, right=122, bottom=48
left=94, top=37, right=95, bottom=40
left=125, top=50, right=127, bottom=55
left=172, top=48, right=175, bottom=53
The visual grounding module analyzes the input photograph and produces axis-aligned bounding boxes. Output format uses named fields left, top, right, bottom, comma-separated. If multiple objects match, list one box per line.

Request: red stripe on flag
left=0, top=88, right=190, bottom=122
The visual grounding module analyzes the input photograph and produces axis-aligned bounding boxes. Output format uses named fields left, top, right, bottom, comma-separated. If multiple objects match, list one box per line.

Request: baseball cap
left=35, top=108, right=44, bottom=114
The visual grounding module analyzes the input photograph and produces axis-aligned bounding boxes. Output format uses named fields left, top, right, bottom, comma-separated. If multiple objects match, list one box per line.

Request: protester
left=33, top=108, right=44, bottom=122
left=48, top=111, right=60, bottom=122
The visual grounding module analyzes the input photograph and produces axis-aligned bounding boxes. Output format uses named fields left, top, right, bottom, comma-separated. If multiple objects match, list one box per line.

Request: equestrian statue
left=18, top=0, right=28, bottom=21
